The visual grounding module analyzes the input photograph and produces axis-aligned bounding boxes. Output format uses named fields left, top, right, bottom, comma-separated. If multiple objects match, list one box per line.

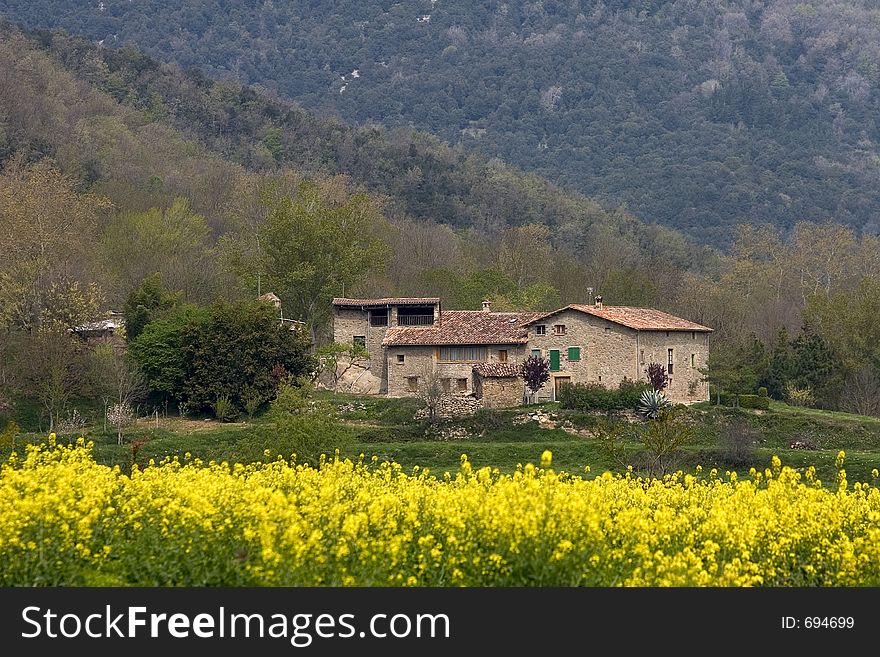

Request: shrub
left=738, top=394, right=770, bottom=410
left=718, top=418, right=759, bottom=467
left=243, top=392, right=265, bottom=419
left=212, top=395, right=238, bottom=422
left=558, top=379, right=650, bottom=412
left=785, top=383, right=815, bottom=408
left=645, top=362, right=668, bottom=391
left=231, top=382, right=351, bottom=466
left=757, top=387, right=768, bottom=398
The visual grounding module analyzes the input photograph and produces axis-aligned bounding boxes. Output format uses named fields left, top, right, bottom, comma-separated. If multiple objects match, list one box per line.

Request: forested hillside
left=5, top=1, right=880, bottom=244
left=3, top=24, right=880, bottom=424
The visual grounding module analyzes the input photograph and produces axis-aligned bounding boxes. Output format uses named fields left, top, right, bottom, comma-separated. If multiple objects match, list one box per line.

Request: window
left=406, top=376, right=419, bottom=392
left=535, top=325, right=546, bottom=335
left=604, top=327, right=611, bottom=333
left=457, top=378, right=468, bottom=392
left=691, top=353, right=695, bottom=368
left=397, top=354, right=405, bottom=364
left=598, top=375, right=602, bottom=382
left=640, top=349, right=645, bottom=365
left=353, top=336, right=366, bottom=348
left=397, top=306, right=435, bottom=326
left=554, top=324, right=567, bottom=336
left=531, top=349, right=541, bottom=359
left=498, top=349, right=508, bottom=362
left=549, top=349, right=561, bottom=372
left=369, top=310, right=388, bottom=327
left=692, top=331, right=696, bottom=340
left=666, top=331, right=670, bottom=338
left=438, top=346, right=488, bottom=362
left=441, top=378, right=451, bottom=393
left=567, top=346, right=581, bottom=362
left=667, top=348, right=674, bottom=375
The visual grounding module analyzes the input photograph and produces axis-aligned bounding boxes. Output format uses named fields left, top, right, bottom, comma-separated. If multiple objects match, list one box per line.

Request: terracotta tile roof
left=382, top=311, right=542, bottom=346
left=473, top=362, right=521, bottom=378
left=526, top=304, right=713, bottom=332
left=332, top=297, right=439, bottom=306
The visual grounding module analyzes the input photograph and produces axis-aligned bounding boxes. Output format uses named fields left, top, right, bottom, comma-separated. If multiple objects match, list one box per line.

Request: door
left=554, top=377, right=571, bottom=401
left=549, top=349, right=560, bottom=371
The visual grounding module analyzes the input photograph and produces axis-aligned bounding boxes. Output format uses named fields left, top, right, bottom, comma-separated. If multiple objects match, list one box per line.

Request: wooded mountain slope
left=4, top=1, right=880, bottom=245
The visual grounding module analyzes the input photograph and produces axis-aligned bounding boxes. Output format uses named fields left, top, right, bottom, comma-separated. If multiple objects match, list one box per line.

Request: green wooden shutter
left=567, top=347, right=581, bottom=362
left=549, top=349, right=560, bottom=371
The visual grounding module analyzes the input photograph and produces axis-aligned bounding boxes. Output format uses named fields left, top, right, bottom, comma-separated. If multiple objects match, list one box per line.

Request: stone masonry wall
left=527, top=309, right=635, bottom=401
left=414, top=394, right=483, bottom=419
left=526, top=308, right=709, bottom=403
left=477, top=376, right=524, bottom=408
left=332, top=307, right=387, bottom=389
left=638, top=330, right=710, bottom=403
left=386, top=344, right=527, bottom=398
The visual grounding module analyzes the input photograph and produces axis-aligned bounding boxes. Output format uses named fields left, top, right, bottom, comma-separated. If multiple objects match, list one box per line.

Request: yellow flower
left=540, top=450, right=553, bottom=469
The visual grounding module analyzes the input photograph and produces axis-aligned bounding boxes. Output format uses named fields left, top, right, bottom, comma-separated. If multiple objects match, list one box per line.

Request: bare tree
left=842, top=367, right=880, bottom=417
left=90, top=344, right=147, bottom=434
left=417, top=365, right=447, bottom=422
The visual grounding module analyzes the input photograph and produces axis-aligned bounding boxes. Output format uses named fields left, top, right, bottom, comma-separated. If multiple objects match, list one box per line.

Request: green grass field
left=3, top=394, right=879, bottom=484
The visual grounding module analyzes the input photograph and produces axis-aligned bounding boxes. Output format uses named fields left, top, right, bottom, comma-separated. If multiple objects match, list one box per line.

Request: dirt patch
left=137, top=417, right=248, bottom=433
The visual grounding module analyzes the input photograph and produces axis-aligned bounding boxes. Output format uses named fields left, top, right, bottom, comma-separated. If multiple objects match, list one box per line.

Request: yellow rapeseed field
left=1, top=437, right=879, bottom=586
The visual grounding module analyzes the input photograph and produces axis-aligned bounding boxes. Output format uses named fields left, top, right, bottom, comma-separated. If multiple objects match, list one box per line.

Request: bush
left=784, top=383, right=816, bottom=408
left=558, top=379, right=650, bottom=413
left=718, top=418, right=759, bottom=467
left=757, top=387, right=768, bottom=398
left=231, top=382, right=351, bottom=466
left=738, top=394, right=770, bottom=410
left=212, top=395, right=238, bottom=422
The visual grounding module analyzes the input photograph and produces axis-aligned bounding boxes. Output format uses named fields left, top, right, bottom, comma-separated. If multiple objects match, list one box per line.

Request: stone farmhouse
left=331, top=296, right=712, bottom=407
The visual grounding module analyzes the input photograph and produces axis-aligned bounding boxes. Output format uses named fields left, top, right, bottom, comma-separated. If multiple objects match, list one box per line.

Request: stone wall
left=332, top=307, right=387, bottom=389
left=638, top=330, right=710, bottom=403
left=387, top=344, right=527, bottom=398
left=414, top=394, right=483, bottom=419
left=475, top=375, right=524, bottom=408
left=526, top=309, right=709, bottom=403
left=527, top=309, right=635, bottom=400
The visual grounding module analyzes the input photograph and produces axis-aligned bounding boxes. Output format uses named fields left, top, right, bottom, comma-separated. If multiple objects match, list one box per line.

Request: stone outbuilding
left=473, top=363, right=524, bottom=408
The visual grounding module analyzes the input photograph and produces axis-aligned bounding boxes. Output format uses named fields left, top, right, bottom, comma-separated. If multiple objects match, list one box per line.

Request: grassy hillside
left=5, top=395, right=878, bottom=485
left=5, top=2, right=880, bottom=245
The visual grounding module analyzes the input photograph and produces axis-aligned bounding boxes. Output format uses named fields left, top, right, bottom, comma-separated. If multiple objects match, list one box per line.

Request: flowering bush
left=1, top=438, right=879, bottom=587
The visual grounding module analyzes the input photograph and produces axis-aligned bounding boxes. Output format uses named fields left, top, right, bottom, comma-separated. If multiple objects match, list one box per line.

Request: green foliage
left=212, top=395, right=237, bottom=423
left=101, top=199, right=217, bottom=304
left=243, top=392, right=265, bottom=419
left=637, top=408, right=696, bottom=476
left=738, top=395, right=770, bottom=411
left=232, top=382, right=351, bottom=466
left=128, top=305, right=206, bottom=404
left=10, top=3, right=880, bottom=246
left=256, top=184, right=391, bottom=336
left=182, top=301, right=316, bottom=413
left=637, top=389, right=672, bottom=420
left=122, top=273, right=182, bottom=341
left=559, top=380, right=651, bottom=413
left=758, top=387, right=768, bottom=398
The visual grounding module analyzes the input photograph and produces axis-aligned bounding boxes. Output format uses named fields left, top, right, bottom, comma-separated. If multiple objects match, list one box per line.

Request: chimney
left=594, top=295, right=603, bottom=309
left=481, top=299, right=492, bottom=313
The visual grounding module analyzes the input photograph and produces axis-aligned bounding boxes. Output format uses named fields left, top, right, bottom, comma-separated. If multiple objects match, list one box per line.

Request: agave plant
left=638, top=388, right=671, bottom=419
